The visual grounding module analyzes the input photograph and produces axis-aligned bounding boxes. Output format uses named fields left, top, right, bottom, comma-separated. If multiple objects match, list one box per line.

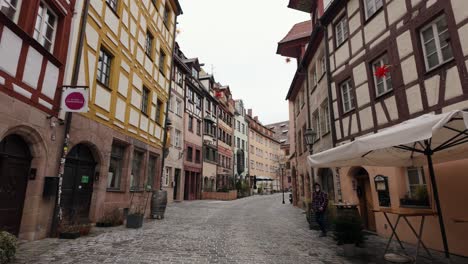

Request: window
left=242, top=140, right=245, bottom=150
left=335, top=16, right=348, bottom=46
left=131, top=151, right=144, bottom=190
left=340, top=79, right=355, bottom=113
left=106, top=0, right=118, bottom=12
left=195, top=149, right=201, bottom=163
left=312, top=69, right=318, bottom=86
left=320, top=100, right=331, bottom=135
left=364, top=0, right=383, bottom=19
left=196, top=120, right=201, bottom=135
left=237, top=121, right=241, bottom=132
left=187, top=146, right=193, bottom=162
left=97, top=48, right=112, bottom=87
left=151, top=0, right=158, bottom=8
left=250, top=160, right=255, bottom=170
left=159, top=49, right=166, bottom=74
left=1, top=0, right=20, bottom=21
left=174, top=129, right=181, bottom=147
left=406, top=167, right=427, bottom=198
left=242, top=124, right=245, bottom=134
left=371, top=55, right=393, bottom=97
left=155, top=99, right=163, bottom=124
left=192, top=68, right=198, bottom=79
left=187, top=89, right=193, bottom=102
left=420, top=15, right=453, bottom=71
left=141, top=87, right=150, bottom=115
left=320, top=55, right=326, bottom=76
left=163, top=167, right=171, bottom=187
left=237, top=138, right=240, bottom=148
left=175, top=99, right=182, bottom=116
left=163, top=5, right=170, bottom=27
left=188, top=116, right=193, bottom=132
left=33, top=2, right=57, bottom=52
left=108, top=143, right=125, bottom=189
left=147, top=156, right=157, bottom=190
left=177, top=70, right=183, bottom=85
left=145, top=31, right=154, bottom=58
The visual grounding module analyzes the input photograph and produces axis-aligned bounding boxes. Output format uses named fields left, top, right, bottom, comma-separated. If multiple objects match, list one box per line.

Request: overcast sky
left=176, top=0, right=310, bottom=124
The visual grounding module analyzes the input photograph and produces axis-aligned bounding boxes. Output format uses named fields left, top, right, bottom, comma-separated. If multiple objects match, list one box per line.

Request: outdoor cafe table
left=373, top=208, right=437, bottom=263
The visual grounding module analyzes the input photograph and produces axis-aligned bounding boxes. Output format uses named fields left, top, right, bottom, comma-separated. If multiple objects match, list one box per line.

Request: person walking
left=312, top=183, right=328, bottom=237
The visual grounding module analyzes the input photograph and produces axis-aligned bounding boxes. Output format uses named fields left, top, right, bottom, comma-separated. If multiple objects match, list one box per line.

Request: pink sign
left=64, top=92, right=85, bottom=110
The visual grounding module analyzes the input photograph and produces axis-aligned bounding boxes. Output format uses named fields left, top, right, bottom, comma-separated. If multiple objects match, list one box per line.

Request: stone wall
left=201, top=190, right=237, bottom=201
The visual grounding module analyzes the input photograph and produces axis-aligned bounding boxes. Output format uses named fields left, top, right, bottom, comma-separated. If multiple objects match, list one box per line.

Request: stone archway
left=348, top=166, right=376, bottom=231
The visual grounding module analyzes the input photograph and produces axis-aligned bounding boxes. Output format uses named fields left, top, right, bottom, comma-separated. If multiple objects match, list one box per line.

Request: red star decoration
left=374, top=65, right=390, bottom=79
left=215, top=91, right=223, bottom=98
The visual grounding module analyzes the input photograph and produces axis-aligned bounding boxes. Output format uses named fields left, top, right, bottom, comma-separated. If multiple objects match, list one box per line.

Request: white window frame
left=174, top=129, right=181, bottom=148
left=163, top=167, right=171, bottom=187
left=312, top=110, right=320, bottom=141
left=406, top=167, right=427, bottom=198
left=372, top=54, right=393, bottom=97
left=175, top=99, right=182, bottom=116
left=33, top=2, right=57, bottom=52
left=340, top=80, right=355, bottom=113
left=420, top=15, right=453, bottom=71
left=364, top=0, right=383, bottom=20
left=320, top=55, right=326, bottom=76
left=335, top=16, right=348, bottom=46
left=0, top=0, right=22, bottom=22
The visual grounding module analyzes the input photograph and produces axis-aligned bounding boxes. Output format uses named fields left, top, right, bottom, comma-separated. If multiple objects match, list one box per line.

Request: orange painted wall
left=339, top=159, right=468, bottom=257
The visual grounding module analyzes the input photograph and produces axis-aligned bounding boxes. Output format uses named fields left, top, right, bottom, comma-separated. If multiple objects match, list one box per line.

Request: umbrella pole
left=426, top=152, right=450, bottom=258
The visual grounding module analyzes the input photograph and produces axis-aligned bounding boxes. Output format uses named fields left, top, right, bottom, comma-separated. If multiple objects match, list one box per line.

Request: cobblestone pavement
left=14, top=194, right=466, bottom=264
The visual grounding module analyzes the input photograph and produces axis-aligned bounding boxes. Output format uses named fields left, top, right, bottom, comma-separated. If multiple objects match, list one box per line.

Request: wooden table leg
left=383, top=213, right=406, bottom=254
left=402, top=216, right=433, bottom=261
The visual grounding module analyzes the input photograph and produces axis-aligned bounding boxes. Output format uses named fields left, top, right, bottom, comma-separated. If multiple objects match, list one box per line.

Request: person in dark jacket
left=312, top=183, right=328, bottom=237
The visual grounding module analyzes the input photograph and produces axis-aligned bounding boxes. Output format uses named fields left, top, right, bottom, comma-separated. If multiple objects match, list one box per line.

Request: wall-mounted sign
left=61, top=87, right=89, bottom=112
left=81, top=175, right=89, bottom=184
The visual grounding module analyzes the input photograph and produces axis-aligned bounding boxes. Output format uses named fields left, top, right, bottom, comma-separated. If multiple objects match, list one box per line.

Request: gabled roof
left=288, top=0, right=314, bottom=13
left=278, top=20, right=312, bottom=44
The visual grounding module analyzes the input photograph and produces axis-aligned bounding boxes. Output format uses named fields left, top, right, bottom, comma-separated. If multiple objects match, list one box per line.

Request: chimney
left=248, top=109, right=252, bottom=116
left=254, top=116, right=258, bottom=121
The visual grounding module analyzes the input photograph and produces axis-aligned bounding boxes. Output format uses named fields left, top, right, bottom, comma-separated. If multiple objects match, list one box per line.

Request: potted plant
left=400, top=185, right=430, bottom=207
left=126, top=191, right=150, bottom=229
left=96, top=208, right=123, bottom=227
left=333, top=215, right=365, bottom=257
left=0, top=231, right=17, bottom=264
left=58, top=224, right=81, bottom=239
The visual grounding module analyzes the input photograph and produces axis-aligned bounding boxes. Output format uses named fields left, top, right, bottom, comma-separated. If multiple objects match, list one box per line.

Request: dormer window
left=1, top=0, right=21, bottom=21
left=192, top=68, right=198, bottom=79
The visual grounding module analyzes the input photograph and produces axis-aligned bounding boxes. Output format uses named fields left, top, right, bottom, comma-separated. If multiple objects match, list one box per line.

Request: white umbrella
left=308, top=110, right=468, bottom=258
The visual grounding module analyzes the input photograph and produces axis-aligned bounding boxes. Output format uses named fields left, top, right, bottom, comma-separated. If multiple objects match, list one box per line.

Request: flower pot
left=58, top=231, right=80, bottom=239
left=126, top=214, right=144, bottom=228
left=342, top=243, right=356, bottom=257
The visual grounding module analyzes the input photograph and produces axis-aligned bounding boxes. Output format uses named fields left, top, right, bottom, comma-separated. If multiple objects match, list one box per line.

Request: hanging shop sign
left=61, top=87, right=89, bottom=113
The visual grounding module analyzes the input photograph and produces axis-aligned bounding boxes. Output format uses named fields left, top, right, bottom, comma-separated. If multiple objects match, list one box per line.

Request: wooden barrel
left=151, top=190, right=167, bottom=219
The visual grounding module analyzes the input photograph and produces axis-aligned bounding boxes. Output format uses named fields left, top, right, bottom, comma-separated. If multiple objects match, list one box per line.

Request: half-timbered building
left=183, top=58, right=203, bottom=200
left=321, top=0, right=468, bottom=256
left=0, top=0, right=75, bottom=240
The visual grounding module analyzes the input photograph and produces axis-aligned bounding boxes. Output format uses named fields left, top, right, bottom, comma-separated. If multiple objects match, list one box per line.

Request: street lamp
left=303, top=128, right=317, bottom=155
left=280, top=163, right=285, bottom=204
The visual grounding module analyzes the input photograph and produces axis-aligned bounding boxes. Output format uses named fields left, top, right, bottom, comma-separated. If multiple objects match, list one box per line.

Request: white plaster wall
left=131, top=89, right=141, bottom=108
left=118, top=74, right=129, bottom=97
left=387, top=0, right=407, bottom=25
left=86, top=24, right=99, bottom=51
left=356, top=82, right=370, bottom=108
left=445, top=66, right=463, bottom=100
left=375, top=102, right=386, bottom=125
left=397, top=30, right=412, bottom=59
left=0, top=28, right=22, bottom=77
left=334, top=44, right=350, bottom=68
left=104, top=6, right=119, bottom=35
left=129, top=108, right=139, bottom=126
left=452, top=0, right=468, bottom=24
left=406, top=84, right=423, bottom=114
left=384, top=96, right=398, bottom=121
left=458, top=23, right=468, bottom=57
left=352, top=62, right=367, bottom=86
left=401, top=56, right=417, bottom=85
left=22, top=47, right=43, bottom=89
left=351, top=31, right=363, bottom=55
left=115, top=98, right=126, bottom=122
left=41, top=62, right=59, bottom=99
left=363, top=12, right=386, bottom=43
left=95, top=84, right=111, bottom=111
left=359, top=107, right=373, bottom=131
left=424, top=75, right=440, bottom=107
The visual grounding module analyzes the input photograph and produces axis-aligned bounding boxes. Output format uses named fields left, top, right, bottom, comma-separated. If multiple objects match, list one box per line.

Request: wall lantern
left=303, top=128, right=317, bottom=154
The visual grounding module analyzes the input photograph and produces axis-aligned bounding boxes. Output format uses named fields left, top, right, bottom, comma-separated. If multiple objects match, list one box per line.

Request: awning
left=308, top=110, right=468, bottom=258
left=308, top=110, right=468, bottom=168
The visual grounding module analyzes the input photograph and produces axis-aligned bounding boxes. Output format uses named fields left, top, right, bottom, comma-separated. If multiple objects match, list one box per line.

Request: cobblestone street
left=14, top=194, right=465, bottom=264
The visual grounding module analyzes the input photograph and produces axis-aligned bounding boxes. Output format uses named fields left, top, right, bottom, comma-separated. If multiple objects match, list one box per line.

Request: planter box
left=400, top=198, right=430, bottom=208
left=59, top=232, right=80, bottom=239
left=126, top=214, right=144, bottom=228
left=201, top=190, right=237, bottom=201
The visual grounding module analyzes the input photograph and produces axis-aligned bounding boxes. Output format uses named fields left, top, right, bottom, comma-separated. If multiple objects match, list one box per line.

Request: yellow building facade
left=61, top=0, right=181, bottom=224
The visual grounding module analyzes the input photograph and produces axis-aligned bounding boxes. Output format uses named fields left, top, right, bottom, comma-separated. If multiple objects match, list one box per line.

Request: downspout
left=160, top=15, right=179, bottom=191
left=303, top=46, right=314, bottom=193
left=50, top=0, right=90, bottom=237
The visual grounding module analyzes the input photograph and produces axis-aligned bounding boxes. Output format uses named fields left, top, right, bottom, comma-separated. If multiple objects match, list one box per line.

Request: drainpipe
left=302, top=49, right=315, bottom=194
left=160, top=15, right=179, bottom=191
left=50, top=0, right=90, bottom=237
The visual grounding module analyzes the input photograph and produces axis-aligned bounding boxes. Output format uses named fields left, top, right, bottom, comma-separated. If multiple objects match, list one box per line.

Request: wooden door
left=173, top=169, right=180, bottom=200
left=0, top=135, right=31, bottom=236
left=357, top=178, right=376, bottom=231
left=62, top=144, right=95, bottom=224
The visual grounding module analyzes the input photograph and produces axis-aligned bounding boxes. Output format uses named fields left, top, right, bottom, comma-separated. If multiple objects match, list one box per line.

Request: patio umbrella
left=308, top=110, right=468, bottom=258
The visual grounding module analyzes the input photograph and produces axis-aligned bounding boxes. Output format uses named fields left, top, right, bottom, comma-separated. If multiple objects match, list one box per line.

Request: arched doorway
left=350, top=167, right=376, bottom=231
left=62, top=144, right=96, bottom=224
left=0, top=135, right=31, bottom=236
left=319, top=168, right=335, bottom=201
